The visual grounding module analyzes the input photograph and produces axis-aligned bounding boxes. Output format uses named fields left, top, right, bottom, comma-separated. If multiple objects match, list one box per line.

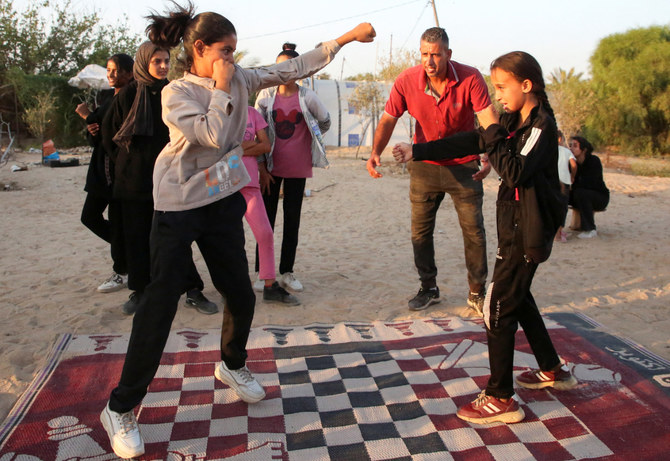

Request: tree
left=0, top=0, right=142, bottom=146
left=345, top=72, right=375, bottom=81
left=376, top=49, right=419, bottom=82
left=0, top=0, right=141, bottom=77
left=548, top=67, right=595, bottom=139
left=347, top=81, right=385, bottom=156
left=589, top=26, right=670, bottom=154
left=22, top=88, right=57, bottom=143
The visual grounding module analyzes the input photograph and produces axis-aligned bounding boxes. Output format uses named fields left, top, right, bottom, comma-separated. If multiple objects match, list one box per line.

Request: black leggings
left=81, top=193, right=127, bottom=275
left=256, top=176, right=306, bottom=275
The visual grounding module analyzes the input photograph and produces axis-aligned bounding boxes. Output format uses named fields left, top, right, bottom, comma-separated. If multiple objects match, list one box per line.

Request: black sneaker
left=185, top=290, right=219, bottom=315
left=408, top=287, right=440, bottom=311
left=122, top=291, right=141, bottom=315
left=467, top=290, right=486, bottom=316
left=263, top=282, right=300, bottom=306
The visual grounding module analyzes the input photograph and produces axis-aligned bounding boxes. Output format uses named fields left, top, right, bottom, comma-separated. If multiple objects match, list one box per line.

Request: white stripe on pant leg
left=483, top=282, right=494, bottom=330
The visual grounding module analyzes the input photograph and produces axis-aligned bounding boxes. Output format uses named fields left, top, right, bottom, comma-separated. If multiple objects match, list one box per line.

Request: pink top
left=385, top=61, right=491, bottom=166
left=243, top=106, right=269, bottom=188
left=270, top=92, right=313, bottom=178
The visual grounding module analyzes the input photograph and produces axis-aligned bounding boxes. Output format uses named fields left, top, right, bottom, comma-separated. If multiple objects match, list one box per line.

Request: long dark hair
left=277, top=42, right=299, bottom=59
left=145, top=1, right=236, bottom=69
left=490, top=51, right=555, bottom=120
left=570, top=136, right=594, bottom=155
left=108, top=53, right=134, bottom=74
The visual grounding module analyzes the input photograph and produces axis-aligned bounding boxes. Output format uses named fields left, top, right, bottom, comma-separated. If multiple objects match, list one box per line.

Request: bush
left=6, top=68, right=87, bottom=147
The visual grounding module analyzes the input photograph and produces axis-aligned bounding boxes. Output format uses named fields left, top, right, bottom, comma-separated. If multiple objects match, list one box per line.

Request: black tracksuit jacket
left=412, top=104, right=567, bottom=264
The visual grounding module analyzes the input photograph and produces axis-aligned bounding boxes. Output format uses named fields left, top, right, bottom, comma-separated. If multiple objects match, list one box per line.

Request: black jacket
left=412, top=105, right=567, bottom=263
left=572, top=153, right=609, bottom=195
left=83, top=89, right=114, bottom=197
left=102, top=80, right=169, bottom=201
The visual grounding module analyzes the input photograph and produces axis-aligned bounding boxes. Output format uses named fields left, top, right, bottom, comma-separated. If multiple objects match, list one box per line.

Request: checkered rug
left=1, top=313, right=669, bottom=460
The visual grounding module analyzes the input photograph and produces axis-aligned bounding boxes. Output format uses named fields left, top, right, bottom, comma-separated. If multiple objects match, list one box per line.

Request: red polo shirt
left=385, top=61, right=491, bottom=165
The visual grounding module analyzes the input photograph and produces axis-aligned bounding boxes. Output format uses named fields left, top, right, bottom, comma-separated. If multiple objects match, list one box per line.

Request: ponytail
left=145, top=1, right=195, bottom=49
left=144, top=0, right=236, bottom=69
left=277, top=42, right=299, bottom=59
left=537, top=89, right=555, bottom=121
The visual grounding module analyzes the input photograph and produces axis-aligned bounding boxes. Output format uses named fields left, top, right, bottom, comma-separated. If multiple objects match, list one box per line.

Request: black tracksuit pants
left=109, top=193, right=255, bottom=413
left=484, top=200, right=561, bottom=399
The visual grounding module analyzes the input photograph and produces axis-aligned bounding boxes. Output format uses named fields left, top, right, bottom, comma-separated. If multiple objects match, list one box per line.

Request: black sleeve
left=482, top=116, right=557, bottom=188
left=102, top=84, right=135, bottom=163
left=411, top=130, right=484, bottom=161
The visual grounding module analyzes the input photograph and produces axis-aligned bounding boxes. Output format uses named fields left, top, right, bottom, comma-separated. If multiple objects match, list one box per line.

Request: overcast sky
left=15, top=0, right=670, bottom=79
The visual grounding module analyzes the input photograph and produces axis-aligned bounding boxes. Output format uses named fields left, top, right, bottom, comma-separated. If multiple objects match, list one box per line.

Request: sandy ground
left=1, top=147, right=669, bottom=424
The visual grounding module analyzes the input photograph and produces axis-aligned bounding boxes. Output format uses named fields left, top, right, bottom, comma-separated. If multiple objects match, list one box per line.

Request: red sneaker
left=515, top=365, right=578, bottom=390
left=457, top=391, right=525, bottom=424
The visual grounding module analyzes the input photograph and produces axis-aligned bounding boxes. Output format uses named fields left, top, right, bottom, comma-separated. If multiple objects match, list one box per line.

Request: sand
left=1, top=147, right=669, bottom=423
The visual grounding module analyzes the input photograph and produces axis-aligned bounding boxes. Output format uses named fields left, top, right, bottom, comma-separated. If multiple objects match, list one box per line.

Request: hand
left=366, top=153, right=383, bottom=178
left=212, top=59, right=235, bottom=93
left=75, top=102, right=90, bottom=119
left=86, top=123, right=100, bottom=136
left=337, top=23, right=376, bottom=46
left=259, top=163, right=274, bottom=195
left=392, top=142, right=413, bottom=163
left=350, top=23, right=376, bottom=43
left=472, top=156, right=491, bottom=181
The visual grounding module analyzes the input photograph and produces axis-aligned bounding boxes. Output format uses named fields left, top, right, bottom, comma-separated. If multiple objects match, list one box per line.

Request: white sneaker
left=97, top=272, right=128, bottom=293
left=577, top=229, right=598, bottom=239
left=253, top=275, right=265, bottom=293
left=215, top=362, right=266, bottom=403
left=100, top=403, right=145, bottom=459
left=279, top=272, right=303, bottom=292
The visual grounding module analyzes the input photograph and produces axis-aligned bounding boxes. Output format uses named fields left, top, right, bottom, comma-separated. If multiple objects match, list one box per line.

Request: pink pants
left=240, top=186, right=275, bottom=281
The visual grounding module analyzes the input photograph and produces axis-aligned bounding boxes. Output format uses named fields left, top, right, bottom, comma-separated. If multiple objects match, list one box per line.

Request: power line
left=399, top=1, right=430, bottom=50
left=240, top=0, right=423, bottom=40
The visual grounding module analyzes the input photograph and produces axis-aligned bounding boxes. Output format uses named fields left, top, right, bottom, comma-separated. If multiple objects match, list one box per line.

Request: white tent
left=68, top=64, right=110, bottom=90
left=300, top=78, right=414, bottom=148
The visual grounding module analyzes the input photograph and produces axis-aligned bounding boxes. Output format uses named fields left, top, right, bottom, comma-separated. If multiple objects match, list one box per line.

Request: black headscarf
left=113, top=41, right=169, bottom=150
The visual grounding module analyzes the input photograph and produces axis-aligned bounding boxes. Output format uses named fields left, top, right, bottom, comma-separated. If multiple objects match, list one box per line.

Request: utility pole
left=430, top=0, right=440, bottom=27
left=389, top=34, right=393, bottom=64
left=340, top=57, right=345, bottom=81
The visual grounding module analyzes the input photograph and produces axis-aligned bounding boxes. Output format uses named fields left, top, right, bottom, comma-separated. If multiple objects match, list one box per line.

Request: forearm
left=412, top=131, right=483, bottom=161
left=243, top=141, right=270, bottom=157
left=252, top=41, right=341, bottom=91
left=371, top=115, right=397, bottom=157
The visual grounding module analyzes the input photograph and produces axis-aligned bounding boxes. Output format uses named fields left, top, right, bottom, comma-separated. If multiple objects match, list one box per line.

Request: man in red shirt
left=367, top=27, right=497, bottom=314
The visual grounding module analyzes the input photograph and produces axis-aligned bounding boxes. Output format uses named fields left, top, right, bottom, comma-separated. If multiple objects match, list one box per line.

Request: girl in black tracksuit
left=394, top=51, right=577, bottom=424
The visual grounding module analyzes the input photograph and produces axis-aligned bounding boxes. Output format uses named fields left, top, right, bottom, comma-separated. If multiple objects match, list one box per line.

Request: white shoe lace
left=117, top=411, right=138, bottom=435
left=284, top=273, right=296, bottom=283
left=233, top=366, right=254, bottom=384
left=472, top=390, right=489, bottom=407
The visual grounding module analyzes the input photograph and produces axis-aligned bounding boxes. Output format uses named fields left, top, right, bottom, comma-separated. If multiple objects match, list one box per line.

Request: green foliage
left=376, top=49, right=419, bottom=82
left=348, top=81, right=385, bottom=119
left=589, top=25, right=670, bottom=155
left=548, top=67, right=596, bottom=139
left=629, top=157, right=670, bottom=177
left=482, top=74, right=503, bottom=116
left=0, top=0, right=142, bottom=147
left=0, top=0, right=141, bottom=77
left=22, top=88, right=57, bottom=143
left=346, top=72, right=376, bottom=81
left=6, top=67, right=87, bottom=145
